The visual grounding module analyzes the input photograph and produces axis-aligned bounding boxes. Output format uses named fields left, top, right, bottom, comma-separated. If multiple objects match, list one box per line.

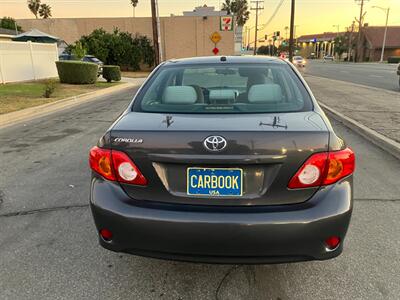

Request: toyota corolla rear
left=89, top=56, right=355, bottom=264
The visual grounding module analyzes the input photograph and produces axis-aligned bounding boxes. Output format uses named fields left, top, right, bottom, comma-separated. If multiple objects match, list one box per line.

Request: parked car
left=58, top=53, right=103, bottom=76
left=323, top=55, right=335, bottom=62
left=308, top=52, right=316, bottom=59
left=82, top=55, right=104, bottom=76
left=293, top=56, right=306, bottom=67
left=89, top=56, right=355, bottom=264
left=58, top=53, right=77, bottom=61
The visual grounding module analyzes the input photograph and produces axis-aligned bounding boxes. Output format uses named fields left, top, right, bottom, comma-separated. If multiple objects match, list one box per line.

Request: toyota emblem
left=203, top=136, right=227, bottom=152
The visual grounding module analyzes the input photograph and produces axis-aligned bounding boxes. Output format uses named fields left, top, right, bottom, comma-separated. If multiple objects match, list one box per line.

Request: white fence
left=0, top=41, right=58, bottom=84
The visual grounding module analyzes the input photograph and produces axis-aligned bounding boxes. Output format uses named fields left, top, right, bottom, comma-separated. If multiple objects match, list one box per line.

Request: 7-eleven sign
left=220, top=16, right=233, bottom=31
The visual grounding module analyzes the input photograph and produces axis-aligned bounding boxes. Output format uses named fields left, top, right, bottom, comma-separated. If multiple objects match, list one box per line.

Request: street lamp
left=332, top=24, right=340, bottom=36
left=372, top=6, right=390, bottom=63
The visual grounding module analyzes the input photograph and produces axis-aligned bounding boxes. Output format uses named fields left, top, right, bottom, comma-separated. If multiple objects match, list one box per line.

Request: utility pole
left=355, top=0, right=368, bottom=62
left=348, top=21, right=355, bottom=62
left=251, top=0, right=264, bottom=55
left=155, top=0, right=163, bottom=62
left=151, top=0, right=160, bottom=65
left=372, top=6, right=390, bottom=63
left=288, top=0, right=296, bottom=62
left=332, top=25, right=340, bottom=58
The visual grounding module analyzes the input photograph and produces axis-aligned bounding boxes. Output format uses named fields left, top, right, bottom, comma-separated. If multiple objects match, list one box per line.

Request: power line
left=259, top=0, right=285, bottom=31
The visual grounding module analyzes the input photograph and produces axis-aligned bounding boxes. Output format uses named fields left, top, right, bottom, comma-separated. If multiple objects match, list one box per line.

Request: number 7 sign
left=220, top=16, right=233, bottom=31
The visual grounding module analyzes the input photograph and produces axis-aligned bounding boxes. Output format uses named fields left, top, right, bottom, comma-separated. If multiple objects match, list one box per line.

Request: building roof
left=183, top=5, right=227, bottom=16
left=297, top=32, right=345, bottom=43
left=363, top=26, right=400, bottom=49
left=12, top=28, right=60, bottom=43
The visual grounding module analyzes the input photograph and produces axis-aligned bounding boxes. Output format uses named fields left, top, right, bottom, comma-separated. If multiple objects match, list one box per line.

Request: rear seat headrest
left=162, top=86, right=197, bottom=104
left=248, top=84, right=283, bottom=103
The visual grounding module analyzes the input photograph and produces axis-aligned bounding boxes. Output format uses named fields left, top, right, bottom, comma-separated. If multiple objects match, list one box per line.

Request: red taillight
left=89, top=146, right=147, bottom=185
left=89, top=146, right=115, bottom=181
left=288, top=147, right=355, bottom=189
left=324, top=148, right=355, bottom=185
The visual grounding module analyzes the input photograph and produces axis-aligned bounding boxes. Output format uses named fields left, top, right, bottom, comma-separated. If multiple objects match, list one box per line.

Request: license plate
left=187, top=167, right=243, bottom=197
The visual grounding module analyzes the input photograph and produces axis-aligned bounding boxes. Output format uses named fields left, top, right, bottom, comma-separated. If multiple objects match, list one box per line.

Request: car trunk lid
left=110, top=111, right=329, bottom=206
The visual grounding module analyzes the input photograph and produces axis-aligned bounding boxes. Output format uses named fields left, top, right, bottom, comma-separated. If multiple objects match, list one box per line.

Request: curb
left=304, top=74, right=400, bottom=95
left=319, top=102, right=400, bottom=160
left=0, top=82, right=137, bottom=129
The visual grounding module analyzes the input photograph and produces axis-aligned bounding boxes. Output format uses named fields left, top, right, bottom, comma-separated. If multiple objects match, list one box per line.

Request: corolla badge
left=113, top=137, right=143, bottom=143
left=203, top=136, right=227, bottom=152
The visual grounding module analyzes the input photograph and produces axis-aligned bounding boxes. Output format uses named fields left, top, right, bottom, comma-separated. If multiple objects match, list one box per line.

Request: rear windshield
left=133, top=63, right=312, bottom=114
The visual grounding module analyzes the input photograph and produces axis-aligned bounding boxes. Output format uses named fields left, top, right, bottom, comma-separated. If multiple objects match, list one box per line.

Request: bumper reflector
left=325, top=236, right=340, bottom=250
left=100, top=228, right=113, bottom=242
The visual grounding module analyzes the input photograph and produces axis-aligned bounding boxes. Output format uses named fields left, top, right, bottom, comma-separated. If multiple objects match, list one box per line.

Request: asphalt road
left=1, top=87, right=400, bottom=300
left=303, top=60, right=399, bottom=92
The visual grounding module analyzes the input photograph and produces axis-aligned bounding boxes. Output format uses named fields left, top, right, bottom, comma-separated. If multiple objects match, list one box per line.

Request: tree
left=71, top=41, right=87, bottom=60
left=130, top=0, right=139, bottom=17
left=27, top=0, right=41, bottom=19
left=222, top=0, right=250, bottom=27
left=39, top=3, right=52, bottom=19
left=333, top=35, right=348, bottom=59
left=1, top=17, right=22, bottom=32
left=74, top=28, right=154, bottom=70
left=257, top=45, right=278, bottom=56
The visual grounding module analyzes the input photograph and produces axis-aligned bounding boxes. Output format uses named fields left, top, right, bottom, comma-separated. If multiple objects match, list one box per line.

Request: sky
left=1, top=0, right=399, bottom=37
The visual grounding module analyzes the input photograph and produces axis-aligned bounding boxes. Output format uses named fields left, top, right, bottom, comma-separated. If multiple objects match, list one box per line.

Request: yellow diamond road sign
left=210, top=32, right=222, bottom=44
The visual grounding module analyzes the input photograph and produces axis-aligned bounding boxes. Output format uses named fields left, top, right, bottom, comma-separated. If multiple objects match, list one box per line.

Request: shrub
left=388, top=56, right=400, bottom=64
left=102, top=65, right=121, bottom=82
left=56, top=61, right=98, bottom=84
left=43, top=80, right=57, bottom=98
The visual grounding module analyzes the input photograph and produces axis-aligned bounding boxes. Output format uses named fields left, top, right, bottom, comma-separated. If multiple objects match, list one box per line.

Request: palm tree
left=39, top=3, right=52, bottom=19
left=222, top=0, right=250, bottom=27
left=130, top=0, right=139, bottom=17
left=27, top=0, right=41, bottom=19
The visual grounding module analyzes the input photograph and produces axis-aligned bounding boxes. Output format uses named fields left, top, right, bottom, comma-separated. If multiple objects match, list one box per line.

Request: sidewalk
left=305, top=75, right=400, bottom=156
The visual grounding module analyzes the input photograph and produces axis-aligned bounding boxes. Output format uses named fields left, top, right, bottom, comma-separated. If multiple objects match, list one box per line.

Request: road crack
left=354, top=198, right=400, bottom=202
left=215, top=265, right=241, bottom=300
left=0, top=203, right=89, bottom=218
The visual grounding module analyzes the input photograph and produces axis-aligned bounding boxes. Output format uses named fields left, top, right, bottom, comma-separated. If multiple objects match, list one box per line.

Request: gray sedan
left=89, top=56, right=355, bottom=264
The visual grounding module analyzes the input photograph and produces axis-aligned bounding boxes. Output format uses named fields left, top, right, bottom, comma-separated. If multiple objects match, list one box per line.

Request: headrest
left=248, top=84, right=283, bottom=103
left=162, top=86, right=197, bottom=104
left=209, top=90, right=237, bottom=101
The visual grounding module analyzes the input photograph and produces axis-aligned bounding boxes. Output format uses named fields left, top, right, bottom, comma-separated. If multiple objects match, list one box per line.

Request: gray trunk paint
left=108, top=111, right=329, bottom=206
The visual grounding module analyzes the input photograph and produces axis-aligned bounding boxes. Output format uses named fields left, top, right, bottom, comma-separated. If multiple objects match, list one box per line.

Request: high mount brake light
left=288, top=148, right=355, bottom=189
left=89, top=146, right=148, bottom=186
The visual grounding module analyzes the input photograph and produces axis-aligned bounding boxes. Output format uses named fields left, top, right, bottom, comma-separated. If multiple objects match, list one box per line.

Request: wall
left=17, top=16, right=235, bottom=60
left=0, top=41, right=58, bottom=84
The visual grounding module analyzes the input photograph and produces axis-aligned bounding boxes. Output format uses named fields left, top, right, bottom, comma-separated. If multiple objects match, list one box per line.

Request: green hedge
left=102, top=65, right=121, bottom=82
left=56, top=61, right=98, bottom=84
left=388, top=56, right=400, bottom=64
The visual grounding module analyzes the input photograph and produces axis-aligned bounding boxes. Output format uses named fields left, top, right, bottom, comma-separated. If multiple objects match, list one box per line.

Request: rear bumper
left=90, top=176, right=353, bottom=264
